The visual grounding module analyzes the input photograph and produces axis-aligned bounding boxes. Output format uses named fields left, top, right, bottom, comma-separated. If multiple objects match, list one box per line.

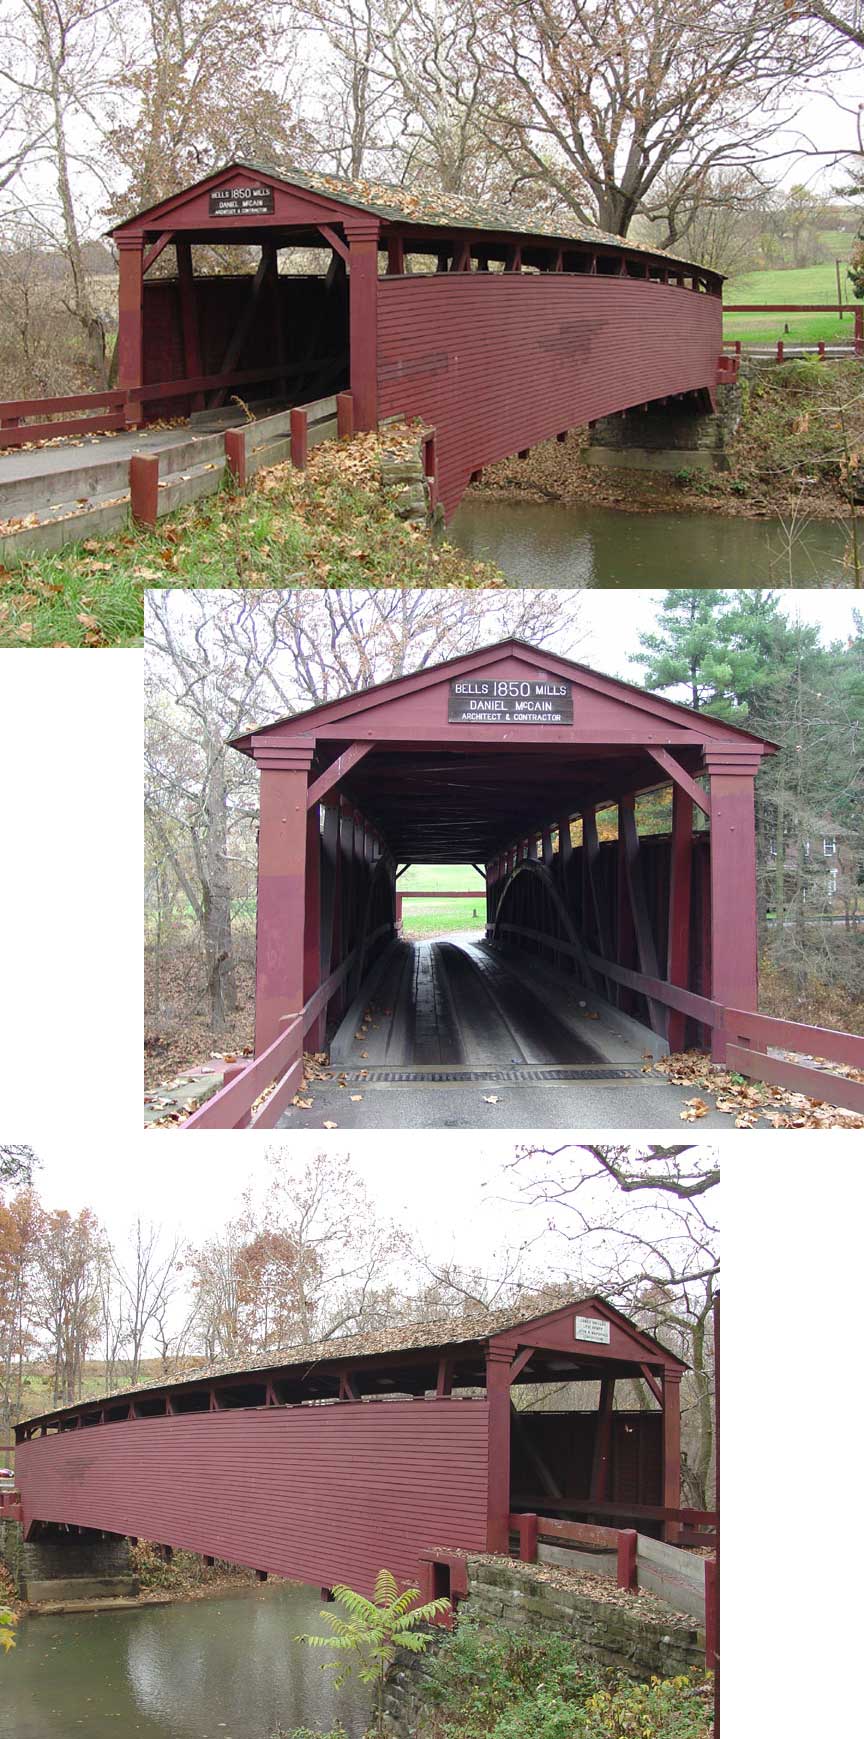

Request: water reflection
left=449, top=496, right=851, bottom=586
left=2, top=1583, right=370, bottom=1739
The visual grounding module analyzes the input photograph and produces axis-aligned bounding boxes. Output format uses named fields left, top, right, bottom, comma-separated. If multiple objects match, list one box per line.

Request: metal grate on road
left=334, top=1065, right=644, bottom=1085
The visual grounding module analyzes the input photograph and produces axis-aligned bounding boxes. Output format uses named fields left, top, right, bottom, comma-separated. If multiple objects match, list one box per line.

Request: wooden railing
left=183, top=919, right=393, bottom=1130
left=492, top=919, right=864, bottom=1112
left=0, top=367, right=290, bottom=448
left=510, top=1509, right=717, bottom=1663
left=722, top=302, right=864, bottom=361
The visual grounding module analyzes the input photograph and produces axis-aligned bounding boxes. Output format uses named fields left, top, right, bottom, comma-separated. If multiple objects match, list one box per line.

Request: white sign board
left=574, top=1315, right=610, bottom=1344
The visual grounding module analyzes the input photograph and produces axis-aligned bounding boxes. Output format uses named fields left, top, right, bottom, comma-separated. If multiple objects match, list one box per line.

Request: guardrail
left=722, top=302, right=863, bottom=361
left=492, top=919, right=864, bottom=1112
left=510, top=1510, right=717, bottom=1659
left=183, top=916, right=392, bottom=1129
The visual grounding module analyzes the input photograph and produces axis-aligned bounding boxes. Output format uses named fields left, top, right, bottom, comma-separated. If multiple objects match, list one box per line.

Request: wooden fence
left=510, top=1509, right=717, bottom=1659
left=722, top=302, right=864, bottom=361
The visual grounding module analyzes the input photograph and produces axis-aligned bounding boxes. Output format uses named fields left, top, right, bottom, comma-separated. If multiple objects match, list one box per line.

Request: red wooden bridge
left=178, top=638, right=863, bottom=1130
left=12, top=1296, right=691, bottom=1602
left=1, top=160, right=726, bottom=523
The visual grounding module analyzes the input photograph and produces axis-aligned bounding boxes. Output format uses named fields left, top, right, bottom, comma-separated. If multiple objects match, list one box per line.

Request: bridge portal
left=188, top=638, right=773, bottom=1129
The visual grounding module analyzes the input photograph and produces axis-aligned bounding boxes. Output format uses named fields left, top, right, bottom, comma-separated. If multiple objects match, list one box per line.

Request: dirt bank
left=471, top=359, right=863, bottom=528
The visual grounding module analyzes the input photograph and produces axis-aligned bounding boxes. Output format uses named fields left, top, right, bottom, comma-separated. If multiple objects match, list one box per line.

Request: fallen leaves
left=657, top=1049, right=864, bottom=1130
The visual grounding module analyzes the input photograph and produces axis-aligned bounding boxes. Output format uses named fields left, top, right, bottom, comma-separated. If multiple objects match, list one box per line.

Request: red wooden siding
left=16, top=1399, right=490, bottom=1595
left=377, top=276, right=722, bottom=516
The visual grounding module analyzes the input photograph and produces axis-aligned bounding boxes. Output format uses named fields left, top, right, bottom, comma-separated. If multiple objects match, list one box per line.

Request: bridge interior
left=318, top=737, right=711, bottom=1074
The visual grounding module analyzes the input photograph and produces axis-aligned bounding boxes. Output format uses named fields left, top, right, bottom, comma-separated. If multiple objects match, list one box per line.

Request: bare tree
left=462, top=0, right=840, bottom=243
left=0, top=0, right=120, bottom=383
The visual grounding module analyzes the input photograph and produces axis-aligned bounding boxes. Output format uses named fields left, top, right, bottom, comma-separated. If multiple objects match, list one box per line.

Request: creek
left=449, top=496, right=851, bottom=586
left=0, top=1582, right=370, bottom=1739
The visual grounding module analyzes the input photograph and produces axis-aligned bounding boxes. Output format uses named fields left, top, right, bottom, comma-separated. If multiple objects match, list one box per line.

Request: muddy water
left=0, top=1582, right=370, bottom=1739
left=449, top=496, right=851, bottom=586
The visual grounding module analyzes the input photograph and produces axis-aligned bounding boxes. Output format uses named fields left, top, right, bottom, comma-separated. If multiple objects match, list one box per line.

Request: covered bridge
left=186, top=636, right=788, bottom=1129
left=14, top=1295, right=688, bottom=1599
left=109, top=158, right=725, bottom=515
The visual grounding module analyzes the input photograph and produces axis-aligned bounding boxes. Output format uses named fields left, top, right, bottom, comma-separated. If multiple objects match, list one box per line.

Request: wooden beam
left=436, top=1358, right=453, bottom=1398
left=509, top=1347, right=535, bottom=1383
left=666, top=784, right=693, bottom=1052
left=510, top=1403, right=564, bottom=1500
left=307, top=743, right=375, bottom=809
left=211, top=249, right=271, bottom=407
left=640, top=1364, right=664, bottom=1407
left=619, top=797, right=666, bottom=1035
left=318, top=223, right=350, bottom=263
left=142, top=231, right=175, bottom=274
left=590, top=1377, right=614, bottom=1501
left=646, top=747, right=711, bottom=817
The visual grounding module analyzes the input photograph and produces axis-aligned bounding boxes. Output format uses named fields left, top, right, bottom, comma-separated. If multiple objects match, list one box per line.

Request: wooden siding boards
left=377, top=277, right=721, bottom=517
left=16, top=1400, right=490, bottom=1597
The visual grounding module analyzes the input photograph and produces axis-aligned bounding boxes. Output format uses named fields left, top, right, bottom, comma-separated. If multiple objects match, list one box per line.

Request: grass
left=0, top=426, right=502, bottom=648
left=723, top=258, right=857, bottom=345
left=399, top=863, right=487, bottom=939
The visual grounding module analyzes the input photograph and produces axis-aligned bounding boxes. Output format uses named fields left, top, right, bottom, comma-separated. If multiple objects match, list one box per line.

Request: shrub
left=423, top=1619, right=712, bottom=1739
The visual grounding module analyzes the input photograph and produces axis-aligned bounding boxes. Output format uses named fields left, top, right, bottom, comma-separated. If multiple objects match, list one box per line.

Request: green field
left=398, top=862, right=487, bottom=937
left=723, top=257, right=857, bottom=345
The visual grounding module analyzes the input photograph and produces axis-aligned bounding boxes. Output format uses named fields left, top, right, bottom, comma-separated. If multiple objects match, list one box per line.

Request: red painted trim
left=290, top=407, right=308, bottom=468
left=617, top=1529, right=637, bottom=1590
left=224, top=427, right=247, bottom=487
left=336, top=391, right=354, bottom=438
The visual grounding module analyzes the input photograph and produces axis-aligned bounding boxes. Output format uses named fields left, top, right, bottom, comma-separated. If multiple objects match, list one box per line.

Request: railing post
left=704, top=1556, right=719, bottom=1672
left=776, top=339, right=784, bottom=362
left=291, top=407, right=308, bottom=469
left=617, top=1528, right=637, bottom=1591
left=336, top=391, right=354, bottom=439
left=856, top=306, right=863, bottom=358
left=129, top=453, right=159, bottom=528
left=818, top=340, right=826, bottom=361
left=515, top=1513, right=538, bottom=1562
left=224, top=426, right=247, bottom=489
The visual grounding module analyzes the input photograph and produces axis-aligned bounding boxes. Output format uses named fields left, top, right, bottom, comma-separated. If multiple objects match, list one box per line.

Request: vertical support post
left=855, top=305, right=863, bottom=357
left=387, top=234, right=405, bottom=274
left=620, top=794, right=666, bottom=1034
left=617, top=1529, right=637, bottom=1591
left=290, top=407, right=308, bottom=469
left=221, top=1061, right=252, bottom=1128
left=704, top=747, right=761, bottom=1058
left=590, top=1377, right=614, bottom=1502
left=666, top=784, right=693, bottom=1052
left=224, top=427, right=247, bottom=488
left=345, top=216, right=381, bottom=430
left=116, top=236, right=145, bottom=425
left=662, top=1369, right=682, bottom=1542
left=175, top=239, right=204, bottom=411
left=263, top=241, right=286, bottom=398
left=252, top=742, right=315, bottom=1055
left=485, top=1346, right=513, bottom=1553
left=337, top=391, right=354, bottom=439
left=515, top=1513, right=538, bottom=1562
left=129, top=453, right=159, bottom=527
left=541, top=828, right=554, bottom=868
left=705, top=1555, right=718, bottom=1671
left=304, top=802, right=324, bottom=1051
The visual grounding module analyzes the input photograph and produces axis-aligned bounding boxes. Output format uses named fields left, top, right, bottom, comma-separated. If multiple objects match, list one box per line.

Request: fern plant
left=297, top=1567, right=451, bottom=1737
